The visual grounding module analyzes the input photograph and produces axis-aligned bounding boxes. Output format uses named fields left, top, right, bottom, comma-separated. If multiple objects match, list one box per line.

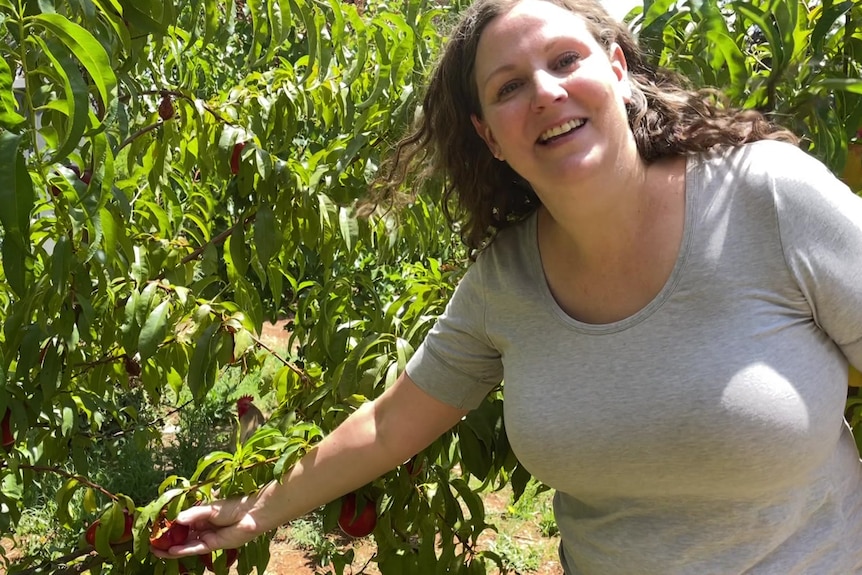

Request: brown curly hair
left=374, top=0, right=798, bottom=252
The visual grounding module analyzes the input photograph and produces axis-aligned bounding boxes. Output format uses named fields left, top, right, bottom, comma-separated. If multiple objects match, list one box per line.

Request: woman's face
left=471, top=0, right=634, bottom=196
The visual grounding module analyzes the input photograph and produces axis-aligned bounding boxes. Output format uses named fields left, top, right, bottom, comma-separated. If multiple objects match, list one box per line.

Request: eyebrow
left=480, top=63, right=517, bottom=91
left=477, top=37, right=576, bottom=92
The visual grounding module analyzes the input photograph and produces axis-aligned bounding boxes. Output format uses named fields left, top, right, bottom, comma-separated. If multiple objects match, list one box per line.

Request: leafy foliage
left=0, top=0, right=859, bottom=574
left=633, top=0, right=862, bottom=174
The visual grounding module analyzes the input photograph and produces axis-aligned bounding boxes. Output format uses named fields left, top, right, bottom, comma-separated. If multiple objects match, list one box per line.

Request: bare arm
left=159, top=372, right=468, bottom=555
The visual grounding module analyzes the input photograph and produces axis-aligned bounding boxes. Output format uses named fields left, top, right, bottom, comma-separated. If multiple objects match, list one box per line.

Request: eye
left=496, top=80, right=522, bottom=99
left=554, top=51, right=581, bottom=70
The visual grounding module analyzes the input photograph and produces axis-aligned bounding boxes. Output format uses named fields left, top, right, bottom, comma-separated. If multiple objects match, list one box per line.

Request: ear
left=471, top=114, right=504, bottom=161
left=608, top=42, right=632, bottom=103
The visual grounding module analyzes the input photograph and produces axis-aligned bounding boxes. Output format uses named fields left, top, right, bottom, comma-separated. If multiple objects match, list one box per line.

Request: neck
left=537, top=155, right=685, bottom=269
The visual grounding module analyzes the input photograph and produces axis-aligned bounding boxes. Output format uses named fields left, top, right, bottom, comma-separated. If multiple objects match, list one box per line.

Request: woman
left=159, top=0, right=862, bottom=572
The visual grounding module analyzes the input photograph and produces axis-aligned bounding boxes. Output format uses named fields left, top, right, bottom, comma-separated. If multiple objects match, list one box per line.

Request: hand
left=150, top=494, right=265, bottom=558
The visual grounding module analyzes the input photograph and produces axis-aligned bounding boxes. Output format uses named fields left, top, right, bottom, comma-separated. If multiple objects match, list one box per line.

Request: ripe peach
left=86, top=509, right=134, bottom=547
left=149, top=516, right=189, bottom=551
left=337, top=493, right=377, bottom=538
left=158, top=95, right=175, bottom=121
left=199, top=548, right=238, bottom=572
left=230, top=142, right=246, bottom=175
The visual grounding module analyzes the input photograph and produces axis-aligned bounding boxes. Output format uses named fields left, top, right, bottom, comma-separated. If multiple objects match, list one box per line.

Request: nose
left=531, top=70, right=567, bottom=110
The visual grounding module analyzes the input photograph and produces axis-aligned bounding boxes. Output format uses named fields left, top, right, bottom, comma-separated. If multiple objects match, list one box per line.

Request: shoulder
left=709, top=140, right=833, bottom=184
left=473, top=214, right=536, bottom=274
left=692, top=140, right=849, bottom=208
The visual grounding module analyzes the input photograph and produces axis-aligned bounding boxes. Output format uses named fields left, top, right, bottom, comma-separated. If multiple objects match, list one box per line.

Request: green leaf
left=230, top=222, right=249, bottom=277
left=0, top=131, right=33, bottom=246
left=55, top=478, right=81, bottom=528
left=2, top=240, right=28, bottom=299
left=138, top=299, right=170, bottom=360
left=338, top=206, right=358, bottom=253
left=642, top=0, right=678, bottom=29
left=510, top=463, right=532, bottom=503
left=31, top=36, right=89, bottom=163
left=253, top=205, right=278, bottom=264
left=0, top=132, right=33, bottom=297
left=188, top=322, right=220, bottom=401
left=289, top=0, right=318, bottom=84
left=811, top=2, right=852, bottom=53
left=0, top=50, right=25, bottom=130
left=32, top=14, right=118, bottom=130
left=457, top=424, right=492, bottom=480
left=203, top=0, right=221, bottom=47
left=734, top=2, right=785, bottom=74
left=811, top=78, right=862, bottom=95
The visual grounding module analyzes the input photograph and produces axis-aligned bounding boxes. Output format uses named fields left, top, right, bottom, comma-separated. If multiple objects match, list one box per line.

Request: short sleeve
left=771, top=142, right=862, bottom=370
left=405, top=260, right=503, bottom=409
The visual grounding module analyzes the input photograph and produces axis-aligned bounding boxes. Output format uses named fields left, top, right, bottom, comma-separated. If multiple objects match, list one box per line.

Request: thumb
left=177, top=498, right=244, bottom=529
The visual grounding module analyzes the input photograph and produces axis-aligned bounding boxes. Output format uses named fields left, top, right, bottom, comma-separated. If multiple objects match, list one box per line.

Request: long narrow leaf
left=31, top=37, right=89, bottom=163
left=31, top=14, right=118, bottom=131
left=0, top=52, right=25, bottom=130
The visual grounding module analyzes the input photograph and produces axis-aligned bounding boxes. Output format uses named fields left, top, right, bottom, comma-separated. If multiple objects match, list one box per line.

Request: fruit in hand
left=158, top=94, right=175, bottom=121
left=337, top=492, right=377, bottom=538
left=1, top=408, right=12, bottom=450
left=199, top=548, right=238, bottom=572
left=149, top=515, right=190, bottom=551
left=229, top=142, right=246, bottom=175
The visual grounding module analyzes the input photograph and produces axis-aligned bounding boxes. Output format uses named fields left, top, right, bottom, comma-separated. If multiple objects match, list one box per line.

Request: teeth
left=540, top=119, right=585, bottom=142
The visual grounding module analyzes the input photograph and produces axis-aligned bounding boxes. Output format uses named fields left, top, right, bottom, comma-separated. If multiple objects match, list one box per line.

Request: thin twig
left=18, top=465, right=118, bottom=501
left=115, top=121, right=164, bottom=154
left=175, top=214, right=256, bottom=268
left=247, top=331, right=310, bottom=385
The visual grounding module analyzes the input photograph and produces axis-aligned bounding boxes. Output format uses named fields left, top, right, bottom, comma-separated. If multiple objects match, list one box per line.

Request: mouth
left=538, top=118, right=586, bottom=144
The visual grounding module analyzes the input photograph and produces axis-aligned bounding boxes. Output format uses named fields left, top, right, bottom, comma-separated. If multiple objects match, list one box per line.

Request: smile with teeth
left=539, top=119, right=586, bottom=143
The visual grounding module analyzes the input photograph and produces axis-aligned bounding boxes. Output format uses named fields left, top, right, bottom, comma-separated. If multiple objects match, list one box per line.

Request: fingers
left=149, top=497, right=253, bottom=559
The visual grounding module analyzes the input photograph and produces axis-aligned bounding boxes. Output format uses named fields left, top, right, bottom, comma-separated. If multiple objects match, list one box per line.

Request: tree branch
left=115, top=121, right=164, bottom=154
left=18, top=465, right=118, bottom=502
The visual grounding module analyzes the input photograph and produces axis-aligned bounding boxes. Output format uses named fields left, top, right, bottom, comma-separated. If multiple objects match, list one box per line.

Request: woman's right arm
left=156, top=372, right=469, bottom=557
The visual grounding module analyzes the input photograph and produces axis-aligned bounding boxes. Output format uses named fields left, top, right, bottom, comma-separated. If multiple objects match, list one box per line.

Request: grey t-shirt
left=406, top=141, right=862, bottom=574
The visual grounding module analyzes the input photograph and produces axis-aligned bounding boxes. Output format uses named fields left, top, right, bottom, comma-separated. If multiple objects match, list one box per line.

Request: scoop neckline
left=527, top=155, right=698, bottom=335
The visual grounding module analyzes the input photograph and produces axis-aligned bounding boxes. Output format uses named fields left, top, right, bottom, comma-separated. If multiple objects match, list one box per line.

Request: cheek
left=485, top=103, right=525, bottom=141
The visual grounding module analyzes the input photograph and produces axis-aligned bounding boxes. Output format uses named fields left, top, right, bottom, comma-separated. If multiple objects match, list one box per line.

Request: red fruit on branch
left=50, top=165, right=81, bottom=197
left=199, top=548, right=238, bottom=572
left=229, top=142, right=246, bottom=175
left=86, top=509, right=135, bottom=547
left=158, top=95, right=175, bottom=121
left=124, top=355, right=142, bottom=377
left=337, top=493, right=377, bottom=538
left=405, top=456, right=424, bottom=477
left=1, top=408, right=13, bottom=451
left=116, top=509, right=135, bottom=543
left=85, top=520, right=100, bottom=547
left=149, top=516, right=190, bottom=551
left=199, top=554, right=211, bottom=570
